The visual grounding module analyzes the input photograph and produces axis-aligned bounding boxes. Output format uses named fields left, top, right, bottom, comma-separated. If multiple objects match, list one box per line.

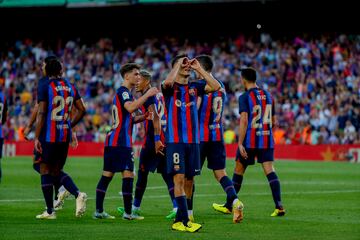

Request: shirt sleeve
left=118, top=88, right=133, bottom=107
left=238, top=93, right=249, bottom=114
left=37, top=80, right=48, bottom=103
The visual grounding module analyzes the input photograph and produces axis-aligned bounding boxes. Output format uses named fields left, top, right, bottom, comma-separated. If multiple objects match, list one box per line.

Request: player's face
left=128, top=69, right=141, bottom=86
left=178, top=59, right=191, bottom=78
left=135, top=76, right=148, bottom=93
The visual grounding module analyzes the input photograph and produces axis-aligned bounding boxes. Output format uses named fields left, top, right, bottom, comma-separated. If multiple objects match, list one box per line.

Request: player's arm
left=238, top=94, right=249, bottom=159
left=71, top=98, right=86, bottom=128
left=190, top=59, right=221, bottom=93
left=23, top=103, right=39, bottom=139
left=124, top=87, right=158, bottom=113
left=197, top=96, right=202, bottom=110
left=162, top=58, right=183, bottom=89
left=34, top=101, right=47, bottom=153
left=149, top=104, right=164, bottom=155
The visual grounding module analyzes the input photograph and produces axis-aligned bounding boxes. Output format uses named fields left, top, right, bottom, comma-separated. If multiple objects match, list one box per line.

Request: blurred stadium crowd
left=0, top=33, right=359, bottom=145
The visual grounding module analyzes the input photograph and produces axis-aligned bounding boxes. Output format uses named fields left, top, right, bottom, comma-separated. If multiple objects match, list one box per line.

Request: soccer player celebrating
left=117, top=70, right=178, bottom=219
left=216, top=67, right=285, bottom=217
left=190, top=55, right=244, bottom=223
left=94, top=63, right=158, bottom=220
left=0, top=80, right=7, bottom=183
left=162, top=55, right=221, bottom=232
left=34, top=58, right=87, bottom=219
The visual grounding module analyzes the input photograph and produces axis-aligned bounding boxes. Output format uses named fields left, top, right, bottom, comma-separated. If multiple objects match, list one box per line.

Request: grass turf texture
left=0, top=156, right=359, bottom=240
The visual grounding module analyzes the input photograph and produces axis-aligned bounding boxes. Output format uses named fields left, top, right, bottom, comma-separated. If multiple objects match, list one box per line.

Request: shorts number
left=251, top=104, right=272, bottom=128
left=111, top=105, right=120, bottom=129
left=173, top=153, right=180, bottom=164
left=212, top=96, right=223, bottom=122
left=51, top=96, right=74, bottom=121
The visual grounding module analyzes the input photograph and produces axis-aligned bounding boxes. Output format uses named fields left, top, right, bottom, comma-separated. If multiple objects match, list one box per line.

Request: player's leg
left=94, top=170, right=115, bottom=219
left=161, top=171, right=178, bottom=219
left=36, top=161, right=56, bottom=219
left=57, top=143, right=87, bottom=217
left=184, top=177, right=194, bottom=222
left=132, top=149, right=151, bottom=213
left=259, top=149, right=285, bottom=216
left=0, top=138, right=3, bottom=183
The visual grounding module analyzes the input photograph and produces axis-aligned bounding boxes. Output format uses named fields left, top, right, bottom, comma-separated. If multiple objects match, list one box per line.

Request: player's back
left=198, top=80, right=226, bottom=142
left=39, top=78, right=79, bottom=143
left=105, top=86, right=134, bottom=148
left=239, top=87, right=275, bottom=149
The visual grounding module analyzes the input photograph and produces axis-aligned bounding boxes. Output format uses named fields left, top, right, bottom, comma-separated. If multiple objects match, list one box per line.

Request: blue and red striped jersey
left=162, top=81, right=206, bottom=144
left=105, top=86, right=134, bottom=148
left=37, top=78, right=81, bottom=143
left=143, top=92, right=167, bottom=147
left=238, top=87, right=275, bottom=149
left=0, top=91, right=7, bottom=139
left=198, top=80, right=226, bottom=142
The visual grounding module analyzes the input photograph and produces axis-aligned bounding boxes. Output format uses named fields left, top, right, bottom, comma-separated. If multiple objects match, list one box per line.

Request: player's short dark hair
left=44, top=55, right=58, bottom=65
left=120, top=63, right=141, bottom=78
left=140, top=70, right=152, bottom=81
left=196, top=55, right=213, bottom=72
left=241, top=67, right=257, bottom=82
left=45, top=58, right=63, bottom=77
left=171, top=54, right=188, bottom=67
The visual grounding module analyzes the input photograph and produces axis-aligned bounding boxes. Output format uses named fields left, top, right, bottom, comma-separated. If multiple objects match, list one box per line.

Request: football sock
left=175, top=196, right=189, bottom=225
left=41, top=174, right=54, bottom=214
left=220, top=176, right=237, bottom=208
left=161, top=172, right=177, bottom=208
left=267, top=172, right=283, bottom=209
left=134, top=170, right=149, bottom=208
left=95, top=175, right=113, bottom=213
left=122, top=177, right=134, bottom=215
left=59, top=172, right=79, bottom=198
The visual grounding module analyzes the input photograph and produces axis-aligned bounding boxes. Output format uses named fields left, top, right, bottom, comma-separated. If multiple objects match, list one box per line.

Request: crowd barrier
left=3, top=141, right=360, bottom=162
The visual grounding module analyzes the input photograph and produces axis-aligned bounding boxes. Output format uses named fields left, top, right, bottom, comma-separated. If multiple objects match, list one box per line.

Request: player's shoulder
left=117, top=86, right=132, bottom=100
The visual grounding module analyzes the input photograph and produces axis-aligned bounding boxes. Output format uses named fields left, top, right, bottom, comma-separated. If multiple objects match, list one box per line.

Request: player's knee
left=213, top=169, right=226, bottom=182
left=103, top=171, right=114, bottom=178
left=122, top=170, right=134, bottom=178
left=262, top=162, right=275, bottom=175
left=234, top=162, right=245, bottom=174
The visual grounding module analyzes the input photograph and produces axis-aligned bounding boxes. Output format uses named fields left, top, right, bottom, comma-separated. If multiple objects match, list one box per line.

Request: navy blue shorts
left=139, top=145, right=166, bottom=173
left=236, top=148, right=274, bottom=166
left=41, top=142, right=69, bottom=169
left=166, top=143, right=200, bottom=177
left=200, top=141, right=226, bottom=170
left=33, top=148, right=42, bottom=173
left=0, top=138, right=3, bottom=159
left=103, top=146, right=134, bottom=173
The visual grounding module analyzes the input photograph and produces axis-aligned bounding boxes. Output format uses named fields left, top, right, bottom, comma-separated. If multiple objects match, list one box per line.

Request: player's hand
left=146, top=87, right=159, bottom=97
left=23, top=126, right=31, bottom=141
left=239, top=144, right=248, bottom=159
left=180, top=57, right=190, bottom=68
left=155, top=140, right=165, bottom=156
left=145, top=111, right=154, bottom=120
left=70, top=132, right=78, bottom=149
left=189, top=58, right=201, bottom=71
left=34, top=139, right=42, bottom=154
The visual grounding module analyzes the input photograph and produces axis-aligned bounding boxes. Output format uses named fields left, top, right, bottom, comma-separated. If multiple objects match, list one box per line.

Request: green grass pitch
left=0, top=156, right=359, bottom=240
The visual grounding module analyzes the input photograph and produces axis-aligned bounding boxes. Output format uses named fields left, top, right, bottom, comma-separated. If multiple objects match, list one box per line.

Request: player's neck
left=122, top=81, right=132, bottom=90
left=175, top=75, right=189, bottom=85
left=246, top=83, right=258, bottom=90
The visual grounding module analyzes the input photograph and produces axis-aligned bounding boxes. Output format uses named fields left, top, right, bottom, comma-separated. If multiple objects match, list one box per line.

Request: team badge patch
left=122, top=92, right=130, bottom=100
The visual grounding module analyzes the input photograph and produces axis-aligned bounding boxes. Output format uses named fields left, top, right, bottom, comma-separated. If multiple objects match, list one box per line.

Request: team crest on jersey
left=175, top=99, right=182, bottom=107
left=122, top=92, right=130, bottom=100
left=189, top=88, right=196, bottom=96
